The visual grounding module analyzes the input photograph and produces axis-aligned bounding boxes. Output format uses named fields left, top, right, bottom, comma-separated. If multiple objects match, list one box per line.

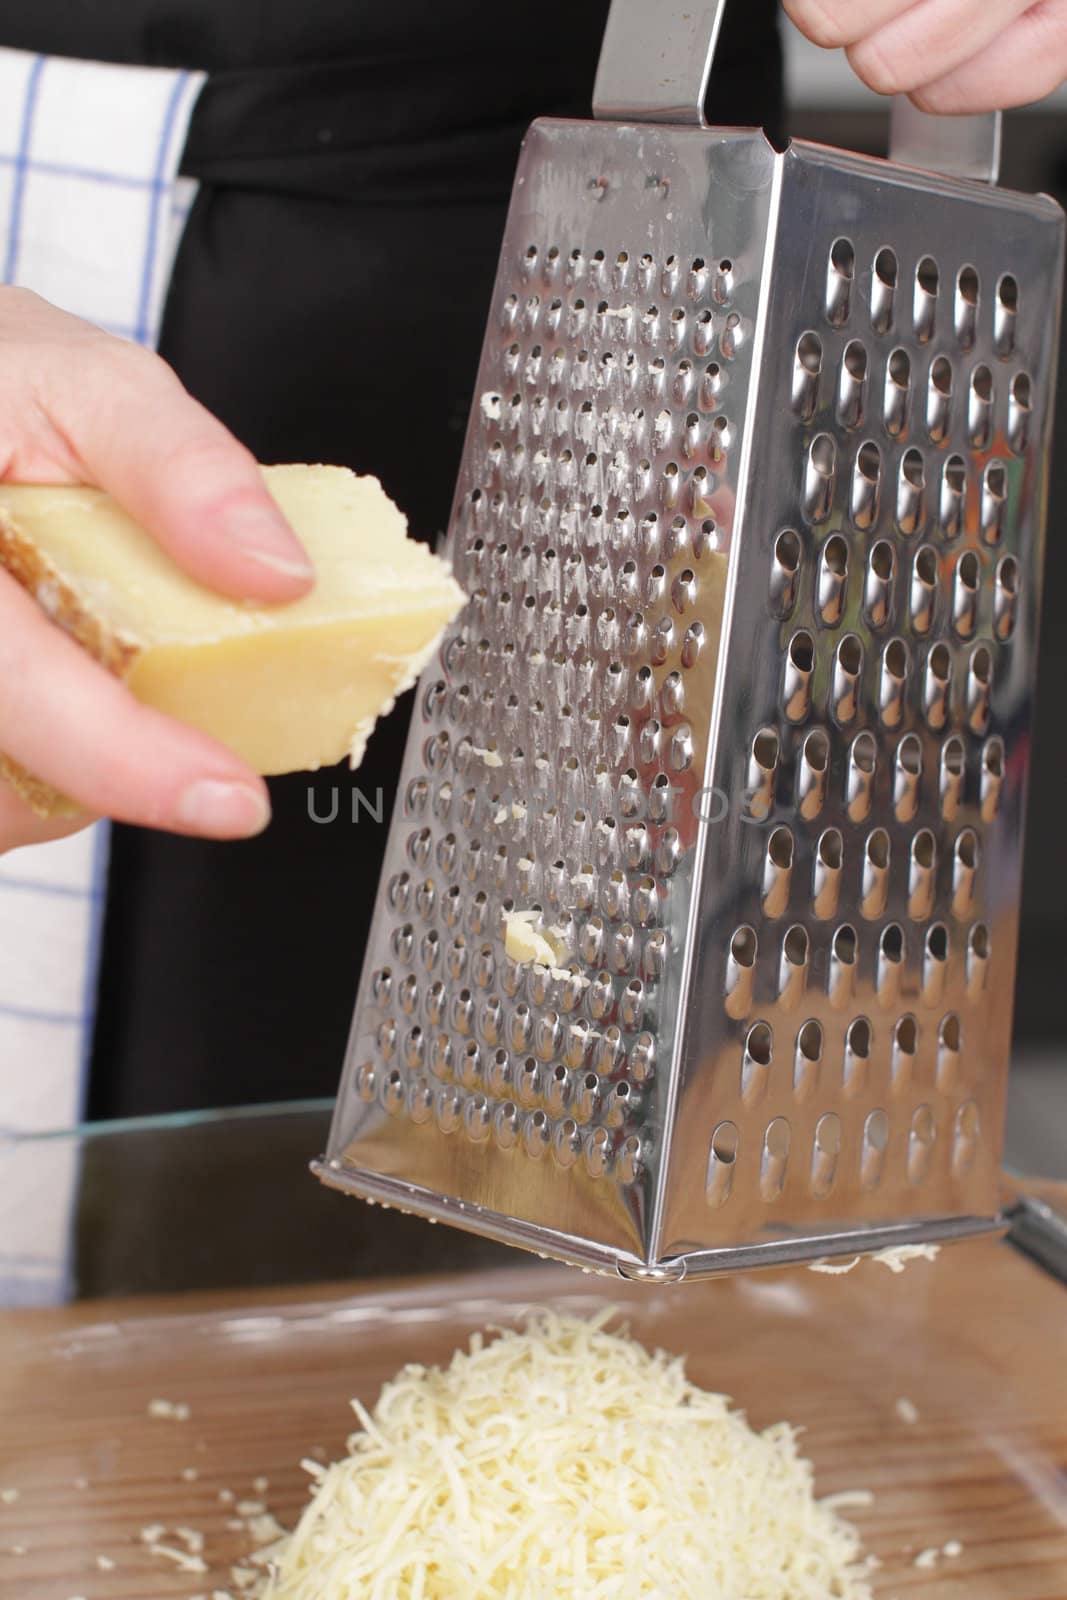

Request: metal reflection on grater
left=316, top=0, right=1064, bottom=1280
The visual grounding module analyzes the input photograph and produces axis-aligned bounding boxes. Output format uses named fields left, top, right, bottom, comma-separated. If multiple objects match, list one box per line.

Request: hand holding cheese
left=0, top=289, right=462, bottom=852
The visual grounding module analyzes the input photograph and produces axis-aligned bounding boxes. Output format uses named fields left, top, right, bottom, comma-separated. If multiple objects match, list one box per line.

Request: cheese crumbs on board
left=260, top=1312, right=872, bottom=1600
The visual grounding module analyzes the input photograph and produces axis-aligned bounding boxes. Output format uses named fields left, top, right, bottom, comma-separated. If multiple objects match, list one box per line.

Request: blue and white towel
left=0, top=47, right=204, bottom=1303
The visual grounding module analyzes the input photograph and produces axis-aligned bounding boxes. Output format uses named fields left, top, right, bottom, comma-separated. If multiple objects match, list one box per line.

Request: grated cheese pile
left=260, top=1312, right=872, bottom=1600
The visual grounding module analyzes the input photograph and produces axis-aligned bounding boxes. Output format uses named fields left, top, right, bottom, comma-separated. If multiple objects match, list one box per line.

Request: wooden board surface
left=1, top=1232, right=1066, bottom=1598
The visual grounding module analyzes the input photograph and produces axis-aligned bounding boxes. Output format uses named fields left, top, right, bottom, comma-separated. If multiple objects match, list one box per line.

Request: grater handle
left=593, top=0, right=724, bottom=126
left=889, top=98, right=1002, bottom=184
left=594, top=0, right=1003, bottom=186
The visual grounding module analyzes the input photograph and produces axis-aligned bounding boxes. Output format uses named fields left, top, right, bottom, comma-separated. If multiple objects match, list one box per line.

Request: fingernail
left=176, top=779, right=271, bottom=837
left=225, top=506, right=315, bottom=580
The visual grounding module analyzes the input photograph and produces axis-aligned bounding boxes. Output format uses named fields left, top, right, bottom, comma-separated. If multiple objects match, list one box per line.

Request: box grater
left=314, top=0, right=1065, bottom=1280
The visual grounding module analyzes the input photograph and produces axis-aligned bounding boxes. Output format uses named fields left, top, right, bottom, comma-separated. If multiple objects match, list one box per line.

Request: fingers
left=846, top=0, right=1034, bottom=97
left=0, top=783, right=94, bottom=854
left=14, top=291, right=315, bottom=605
left=786, top=0, right=1067, bottom=113
left=909, top=0, right=1067, bottom=109
left=0, top=566, right=272, bottom=838
left=784, top=0, right=921, bottom=50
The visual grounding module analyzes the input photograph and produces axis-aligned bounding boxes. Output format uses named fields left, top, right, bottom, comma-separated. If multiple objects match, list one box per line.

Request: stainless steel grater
left=314, top=0, right=1065, bottom=1280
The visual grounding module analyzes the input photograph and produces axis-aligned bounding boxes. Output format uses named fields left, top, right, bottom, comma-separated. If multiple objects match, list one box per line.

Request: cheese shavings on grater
left=315, top=0, right=1065, bottom=1281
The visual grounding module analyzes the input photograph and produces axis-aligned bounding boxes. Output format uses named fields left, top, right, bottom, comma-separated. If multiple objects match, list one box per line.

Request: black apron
left=4, top=2, right=784, bottom=1116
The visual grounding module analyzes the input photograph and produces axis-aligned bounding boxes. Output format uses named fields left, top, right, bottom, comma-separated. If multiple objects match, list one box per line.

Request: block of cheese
left=0, top=465, right=465, bottom=814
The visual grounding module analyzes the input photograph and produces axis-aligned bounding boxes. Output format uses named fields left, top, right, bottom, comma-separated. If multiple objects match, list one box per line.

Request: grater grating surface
left=315, top=2, right=1064, bottom=1279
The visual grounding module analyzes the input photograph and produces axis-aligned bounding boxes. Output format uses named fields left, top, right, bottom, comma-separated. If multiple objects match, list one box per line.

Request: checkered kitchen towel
left=0, top=46, right=204, bottom=1302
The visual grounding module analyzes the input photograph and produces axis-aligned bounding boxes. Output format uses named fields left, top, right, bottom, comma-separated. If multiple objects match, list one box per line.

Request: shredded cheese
left=502, top=912, right=567, bottom=970
left=259, top=1312, right=872, bottom=1599
left=809, top=1243, right=942, bottom=1276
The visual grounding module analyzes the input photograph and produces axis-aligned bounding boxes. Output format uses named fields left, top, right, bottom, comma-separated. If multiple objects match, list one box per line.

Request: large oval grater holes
left=953, top=1100, right=980, bottom=1178
left=895, top=1014, right=918, bottom=1055
left=805, top=727, right=830, bottom=772
left=1009, top=371, right=1033, bottom=453
left=995, top=273, right=1019, bottom=356
left=871, top=247, right=897, bottom=332
left=956, top=828, right=979, bottom=869
left=870, top=539, right=895, bottom=582
left=889, top=348, right=911, bottom=387
left=881, top=922, right=904, bottom=962
left=711, top=1122, right=738, bottom=1162
left=826, top=237, right=855, bottom=325
left=795, top=1021, right=825, bottom=1098
left=867, top=828, right=890, bottom=870
left=861, top=1108, right=890, bottom=1188
left=914, top=256, right=939, bottom=342
left=798, top=1019, right=824, bottom=1062
left=838, top=633, right=862, bottom=675
left=751, top=726, right=780, bottom=775
left=706, top=1120, right=740, bottom=1207
left=833, top=924, right=857, bottom=964
left=789, top=630, right=815, bottom=672
left=760, top=1118, right=791, bottom=1201
left=811, top=1111, right=841, bottom=1195
left=797, top=330, right=822, bottom=373
left=908, top=1105, right=937, bottom=1184
left=769, top=827, right=794, bottom=869
left=971, top=363, right=993, bottom=401
left=746, top=1020, right=773, bottom=1066
left=847, top=1016, right=872, bottom=1058
left=823, top=534, right=848, bottom=575
left=819, top=828, right=843, bottom=870
left=955, top=265, right=979, bottom=349
left=898, top=732, right=922, bottom=776
left=784, top=924, right=810, bottom=968
left=731, top=926, right=758, bottom=967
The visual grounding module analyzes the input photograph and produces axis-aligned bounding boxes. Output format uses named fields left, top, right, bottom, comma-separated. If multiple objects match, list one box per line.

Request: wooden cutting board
left=1, top=1231, right=1065, bottom=1598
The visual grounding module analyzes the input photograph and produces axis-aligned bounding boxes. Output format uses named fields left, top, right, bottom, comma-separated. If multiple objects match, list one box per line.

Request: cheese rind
left=0, top=466, right=465, bottom=812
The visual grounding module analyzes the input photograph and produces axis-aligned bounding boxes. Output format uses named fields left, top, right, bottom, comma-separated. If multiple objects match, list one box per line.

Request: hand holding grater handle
left=595, top=0, right=1002, bottom=183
